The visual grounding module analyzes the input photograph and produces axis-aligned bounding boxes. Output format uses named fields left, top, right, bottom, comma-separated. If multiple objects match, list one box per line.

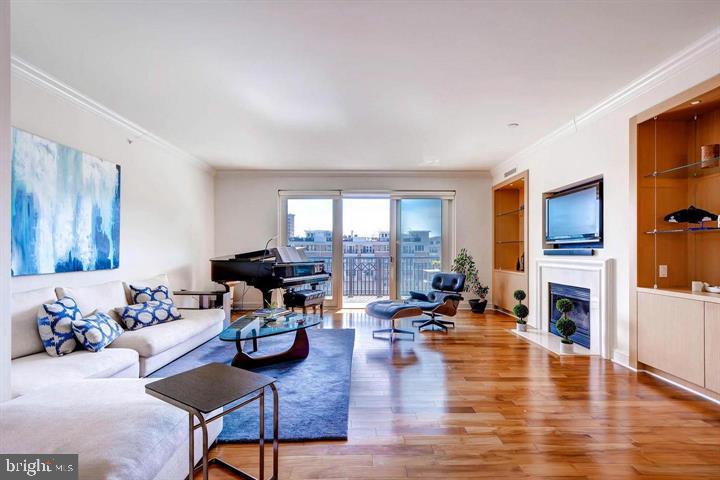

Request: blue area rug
left=149, top=328, right=355, bottom=443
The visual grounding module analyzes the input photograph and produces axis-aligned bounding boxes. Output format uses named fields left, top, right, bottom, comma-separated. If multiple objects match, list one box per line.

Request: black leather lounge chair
left=407, top=273, right=465, bottom=331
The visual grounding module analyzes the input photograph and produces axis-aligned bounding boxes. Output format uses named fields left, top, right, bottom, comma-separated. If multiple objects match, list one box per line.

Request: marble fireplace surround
left=528, top=258, right=613, bottom=358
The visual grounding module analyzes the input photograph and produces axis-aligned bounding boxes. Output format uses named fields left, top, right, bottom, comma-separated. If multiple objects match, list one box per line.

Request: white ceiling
left=11, top=1, right=720, bottom=171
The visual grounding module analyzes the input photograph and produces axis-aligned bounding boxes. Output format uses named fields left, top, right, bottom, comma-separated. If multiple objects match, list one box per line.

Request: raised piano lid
left=274, top=246, right=308, bottom=263
left=210, top=249, right=270, bottom=262
left=210, top=246, right=310, bottom=263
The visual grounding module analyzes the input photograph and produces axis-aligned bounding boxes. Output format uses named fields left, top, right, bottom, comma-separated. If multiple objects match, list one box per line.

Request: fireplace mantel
left=530, top=258, right=614, bottom=358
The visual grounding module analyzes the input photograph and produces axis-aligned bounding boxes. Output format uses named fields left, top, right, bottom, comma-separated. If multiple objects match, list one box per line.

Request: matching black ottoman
left=283, top=288, right=326, bottom=316
left=365, top=300, right=422, bottom=342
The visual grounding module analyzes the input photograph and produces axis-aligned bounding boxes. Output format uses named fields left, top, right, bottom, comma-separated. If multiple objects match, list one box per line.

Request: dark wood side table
left=145, top=363, right=278, bottom=480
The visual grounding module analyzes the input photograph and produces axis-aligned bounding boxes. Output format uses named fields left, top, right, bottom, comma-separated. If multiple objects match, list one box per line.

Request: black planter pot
left=469, top=299, right=487, bottom=314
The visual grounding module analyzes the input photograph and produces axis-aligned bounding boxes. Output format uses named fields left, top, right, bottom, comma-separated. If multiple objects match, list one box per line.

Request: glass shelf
left=644, top=226, right=720, bottom=235
left=496, top=240, right=524, bottom=244
left=496, top=207, right=525, bottom=217
left=643, top=157, right=720, bottom=178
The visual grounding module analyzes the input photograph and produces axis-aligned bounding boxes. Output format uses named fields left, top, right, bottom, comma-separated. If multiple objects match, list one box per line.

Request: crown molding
left=214, top=168, right=492, bottom=178
left=10, top=56, right=214, bottom=173
left=493, top=27, right=720, bottom=177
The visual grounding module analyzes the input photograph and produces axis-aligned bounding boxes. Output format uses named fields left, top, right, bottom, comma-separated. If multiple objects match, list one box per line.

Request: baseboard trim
left=611, top=349, right=630, bottom=369
left=491, top=307, right=516, bottom=318
left=637, top=367, right=720, bottom=406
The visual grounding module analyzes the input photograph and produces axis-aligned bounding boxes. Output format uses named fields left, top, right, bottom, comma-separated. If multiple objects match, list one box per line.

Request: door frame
left=392, top=194, right=455, bottom=299
left=279, top=190, right=456, bottom=308
left=279, top=191, right=342, bottom=308
left=340, top=192, right=393, bottom=307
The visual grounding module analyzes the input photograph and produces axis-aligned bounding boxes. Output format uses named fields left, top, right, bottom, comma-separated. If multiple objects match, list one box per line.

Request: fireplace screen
left=549, top=283, right=590, bottom=348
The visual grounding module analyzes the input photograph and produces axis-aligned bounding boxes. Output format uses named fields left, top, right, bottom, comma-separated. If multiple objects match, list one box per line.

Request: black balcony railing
left=300, top=255, right=440, bottom=298
left=397, top=257, right=441, bottom=297
left=343, top=256, right=390, bottom=296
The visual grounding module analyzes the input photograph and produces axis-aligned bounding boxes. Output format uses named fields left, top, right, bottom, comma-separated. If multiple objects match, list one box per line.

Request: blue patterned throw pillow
left=129, top=284, right=170, bottom=304
left=117, top=299, right=181, bottom=330
left=72, top=312, right=124, bottom=352
left=37, top=296, right=81, bottom=356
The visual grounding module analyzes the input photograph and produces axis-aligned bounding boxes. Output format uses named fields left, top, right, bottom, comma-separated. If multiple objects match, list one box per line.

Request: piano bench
left=283, top=289, right=326, bottom=317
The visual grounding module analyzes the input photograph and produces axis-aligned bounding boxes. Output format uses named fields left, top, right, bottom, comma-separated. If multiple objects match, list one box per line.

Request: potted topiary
left=451, top=248, right=489, bottom=313
left=513, top=304, right=529, bottom=332
left=555, top=298, right=576, bottom=354
left=513, top=289, right=528, bottom=331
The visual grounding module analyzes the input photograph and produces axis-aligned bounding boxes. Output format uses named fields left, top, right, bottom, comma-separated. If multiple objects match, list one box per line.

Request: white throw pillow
left=11, top=287, right=57, bottom=359
left=55, top=281, right=128, bottom=321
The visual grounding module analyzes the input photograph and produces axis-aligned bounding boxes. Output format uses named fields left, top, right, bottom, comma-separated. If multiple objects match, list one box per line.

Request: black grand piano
left=211, top=246, right=330, bottom=307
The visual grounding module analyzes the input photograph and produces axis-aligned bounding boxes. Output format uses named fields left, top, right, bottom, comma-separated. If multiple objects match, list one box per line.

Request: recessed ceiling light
left=507, top=123, right=520, bottom=128
left=690, top=100, right=702, bottom=105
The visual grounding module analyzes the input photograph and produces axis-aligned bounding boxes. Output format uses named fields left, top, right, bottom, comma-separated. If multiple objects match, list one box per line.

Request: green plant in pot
left=513, top=289, right=528, bottom=331
left=263, top=298, right=283, bottom=323
left=451, top=248, right=489, bottom=313
left=555, top=298, right=577, bottom=353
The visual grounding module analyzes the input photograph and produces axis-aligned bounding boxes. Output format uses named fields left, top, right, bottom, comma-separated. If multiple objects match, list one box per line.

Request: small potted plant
left=513, top=289, right=528, bottom=331
left=263, top=298, right=283, bottom=323
left=451, top=248, right=490, bottom=313
left=555, top=298, right=576, bottom=354
left=471, top=283, right=490, bottom=313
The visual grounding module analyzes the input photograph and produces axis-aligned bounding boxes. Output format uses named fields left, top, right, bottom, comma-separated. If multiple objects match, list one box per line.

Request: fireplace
left=536, top=259, right=612, bottom=358
left=549, top=283, right=590, bottom=349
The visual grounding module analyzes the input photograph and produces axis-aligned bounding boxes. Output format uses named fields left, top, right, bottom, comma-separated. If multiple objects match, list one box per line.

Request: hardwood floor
left=202, top=310, right=720, bottom=479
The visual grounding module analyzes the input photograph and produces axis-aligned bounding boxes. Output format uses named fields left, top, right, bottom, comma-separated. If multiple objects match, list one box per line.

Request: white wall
left=10, top=72, right=216, bottom=296
left=1, top=1, right=12, bottom=402
left=214, top=171, right=492, bottom=308
left=491, top=32, right=720, bottom=365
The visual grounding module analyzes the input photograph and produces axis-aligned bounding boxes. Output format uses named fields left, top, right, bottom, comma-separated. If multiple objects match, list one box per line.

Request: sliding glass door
left=286, top=198, right=336, bottom=302
left=396, top=198, right=444, bottom=298
left=342, top=197, right=391, bottom=308
left=280, top=191, right=453, bottom=308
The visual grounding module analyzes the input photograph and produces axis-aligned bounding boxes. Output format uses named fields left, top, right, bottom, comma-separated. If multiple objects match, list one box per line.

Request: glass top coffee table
left=219, top=313, right=321, bottom=368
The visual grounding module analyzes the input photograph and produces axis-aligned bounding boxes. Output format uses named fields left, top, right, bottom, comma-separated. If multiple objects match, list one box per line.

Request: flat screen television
left=545, top=181, right=603, bottom=246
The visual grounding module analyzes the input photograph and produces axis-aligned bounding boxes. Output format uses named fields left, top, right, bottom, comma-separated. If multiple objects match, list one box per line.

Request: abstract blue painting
left=11, top=128, right=121, bottom=276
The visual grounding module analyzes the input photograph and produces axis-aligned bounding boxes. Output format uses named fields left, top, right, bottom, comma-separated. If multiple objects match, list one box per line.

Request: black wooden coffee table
left=219, top=313, right=321, bottom=368
left=145, top=363, right=278, bottom=480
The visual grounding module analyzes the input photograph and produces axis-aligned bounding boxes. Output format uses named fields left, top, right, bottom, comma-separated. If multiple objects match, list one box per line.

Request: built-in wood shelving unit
left=492, top=171, right=528, bottom=314
left=632, top=77, right=720, bottom=400
left=636, top=85, right=720, bottom=291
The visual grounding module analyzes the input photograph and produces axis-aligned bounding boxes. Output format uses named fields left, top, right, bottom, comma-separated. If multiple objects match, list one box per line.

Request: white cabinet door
left=638, top=292, right=705, bottom=386
left=705, top=302, right=720, bottom=393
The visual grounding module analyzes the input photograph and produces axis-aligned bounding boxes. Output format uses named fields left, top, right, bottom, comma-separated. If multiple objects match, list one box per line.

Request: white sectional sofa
left=10, top=275, right=225, bottom=397
left=1, top=379, right=222, bottom=480
left=3, top=275, right=226, bottom=480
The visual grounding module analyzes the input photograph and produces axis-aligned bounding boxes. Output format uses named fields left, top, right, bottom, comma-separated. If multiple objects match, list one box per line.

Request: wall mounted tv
left=545, top=180, right=603, bottom=247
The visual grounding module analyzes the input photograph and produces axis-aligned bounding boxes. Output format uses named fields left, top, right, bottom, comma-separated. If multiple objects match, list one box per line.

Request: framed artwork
left=11, top=128, right=121, bottom=276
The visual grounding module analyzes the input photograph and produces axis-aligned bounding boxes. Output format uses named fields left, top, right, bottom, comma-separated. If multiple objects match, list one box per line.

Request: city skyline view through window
left=287, top=196, right=444, bottom=307
left=399, top=199, right=442, bottom=297
left=342, top=198, right=391, bottom=307
left=287, top=198, right=335, bottom=301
